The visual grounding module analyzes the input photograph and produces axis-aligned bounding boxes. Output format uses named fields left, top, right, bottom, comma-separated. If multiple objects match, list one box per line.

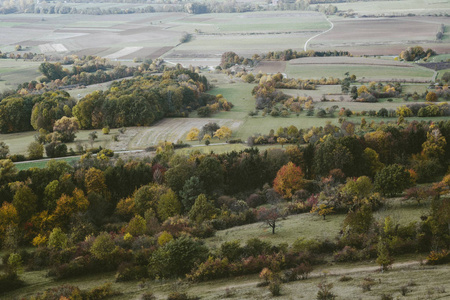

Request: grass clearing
left=236, top=114, right=338, bottom=139
left=7, top=261, right=449, bottom=300
left=437, top=68, right=450, bottom=81
left=205, top=199, right=426, bottom=251
left=428, top=54, right=450, bottom=63
left=0, top=59, right=42, bottom=92
left=14, top=156, right=80, bottom=170
left=285, top=63, right=434, bottom=81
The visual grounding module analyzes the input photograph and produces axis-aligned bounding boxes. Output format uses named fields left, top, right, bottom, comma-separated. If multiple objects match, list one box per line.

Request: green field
left=14, top=156, right=80, bottom=171
left=0, top=59, right=42, bottom=92
left=206, top=198, right=426, bottom=250
left=437, top=68, right=450, bottom=81
left=0, top=128, right=121, bottom=156
left=285, top=63, right=434, bottom=81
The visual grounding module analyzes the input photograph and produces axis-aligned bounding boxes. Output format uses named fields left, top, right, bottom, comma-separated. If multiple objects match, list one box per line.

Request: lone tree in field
left=257, top=206, right=284, bottom=234
left=88, top=131, right=98, bottom=148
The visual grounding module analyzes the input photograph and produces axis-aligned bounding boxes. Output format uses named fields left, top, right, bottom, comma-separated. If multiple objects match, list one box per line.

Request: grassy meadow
left=285, top=63, right=435, bottom=81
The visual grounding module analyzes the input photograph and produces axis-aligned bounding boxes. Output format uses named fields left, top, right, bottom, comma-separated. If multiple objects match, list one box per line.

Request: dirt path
left=304, top=16, right=334, bottom=51
left=214, top=260, right=421, bottom=292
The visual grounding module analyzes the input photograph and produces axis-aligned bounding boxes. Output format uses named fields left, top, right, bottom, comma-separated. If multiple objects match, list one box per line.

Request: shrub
left=141, top=292, right=156, bottom=300
left=339, top=275, right=352, bottom=282
left=186, top=257, right=230, bottom=282
left=426, top=249, right=450, bottom=265
left=28, top=284, right=82, bottom=299
left=45, top=142, right=68, bottom=158
left=292, top=238, right=321, bottom=253
left=90, top=232, right=115, bottom=261
left=220, top=240, right=244, bottom=262
left=380, top=294, right=393, bottom=300
left=167, top=292, right=199, bottom=300
left=362, top=277, right=375, bottom=292
left=317, top=281, right=336, bottom=300
left=85, top=282, right=121, bottom=299
left=269, top=280, right=282, bottom=296
left=115, top=262, right=149, bottom=282
left=243, top=238, right=272, bottom=257
left=102, top=126, right=110, bottom=134
left=333, top=246, right=359, bottom=262
left=246, top=193, right=265, bottom=208
left=149, top=235, right=209, bottom=278
left=8, top=154, right=26, bottom=162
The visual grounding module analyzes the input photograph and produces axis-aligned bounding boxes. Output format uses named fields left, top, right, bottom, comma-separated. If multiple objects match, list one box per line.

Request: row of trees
left=220, top=49, right=351, bottom=70
left=0, top=0, right=335, bottom=15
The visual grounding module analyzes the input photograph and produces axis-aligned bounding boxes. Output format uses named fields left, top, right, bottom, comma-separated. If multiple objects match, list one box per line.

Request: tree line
left=0, top=68, right=220, bottom=134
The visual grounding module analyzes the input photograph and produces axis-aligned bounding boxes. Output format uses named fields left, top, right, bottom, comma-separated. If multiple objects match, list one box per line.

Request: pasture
left=0, top=59, right=42, bottom=92
left=5, top=261, right=450, bottom=299
left=285, top=59, right=434, bottom=81
left=206, top=198, right=426, bottom=249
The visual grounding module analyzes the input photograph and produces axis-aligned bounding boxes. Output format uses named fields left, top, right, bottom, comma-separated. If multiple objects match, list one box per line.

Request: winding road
left=304, top=16, right=334, bottom=51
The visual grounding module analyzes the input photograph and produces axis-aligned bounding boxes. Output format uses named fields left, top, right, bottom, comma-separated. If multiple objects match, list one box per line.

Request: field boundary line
left=304, top=16, right=334, bottom=51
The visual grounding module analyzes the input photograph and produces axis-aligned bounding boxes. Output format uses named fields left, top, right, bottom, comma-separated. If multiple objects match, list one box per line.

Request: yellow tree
left=277, top=137, right=288, bottom=148
left=311, top=204, right=334, bottom=220
left=0, top=202, right=19, bottom=244
left=422, top=126, right=446, bottom=161
left=426, top=91, right=438, bottom=102
left=52, top=188, right=89, bottom=228
left=85, top=167, right=108, bottom=196
left=357, top=85, right=369, bottom=96
left=214, top=126, right=232, bottom=141
left=186, top=127, right=200, bottom=141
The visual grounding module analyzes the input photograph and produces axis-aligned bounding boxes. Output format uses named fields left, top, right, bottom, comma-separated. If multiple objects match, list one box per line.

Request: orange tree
left=273, top=162, right=304, bottom=199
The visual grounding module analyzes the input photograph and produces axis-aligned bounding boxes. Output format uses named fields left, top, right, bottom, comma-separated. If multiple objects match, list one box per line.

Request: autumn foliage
left=273, top=162, right=304, bottom=199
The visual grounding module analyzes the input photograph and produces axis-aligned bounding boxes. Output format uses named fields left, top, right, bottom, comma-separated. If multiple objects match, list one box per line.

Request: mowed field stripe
left=104, top=46, right=143, bottom=59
